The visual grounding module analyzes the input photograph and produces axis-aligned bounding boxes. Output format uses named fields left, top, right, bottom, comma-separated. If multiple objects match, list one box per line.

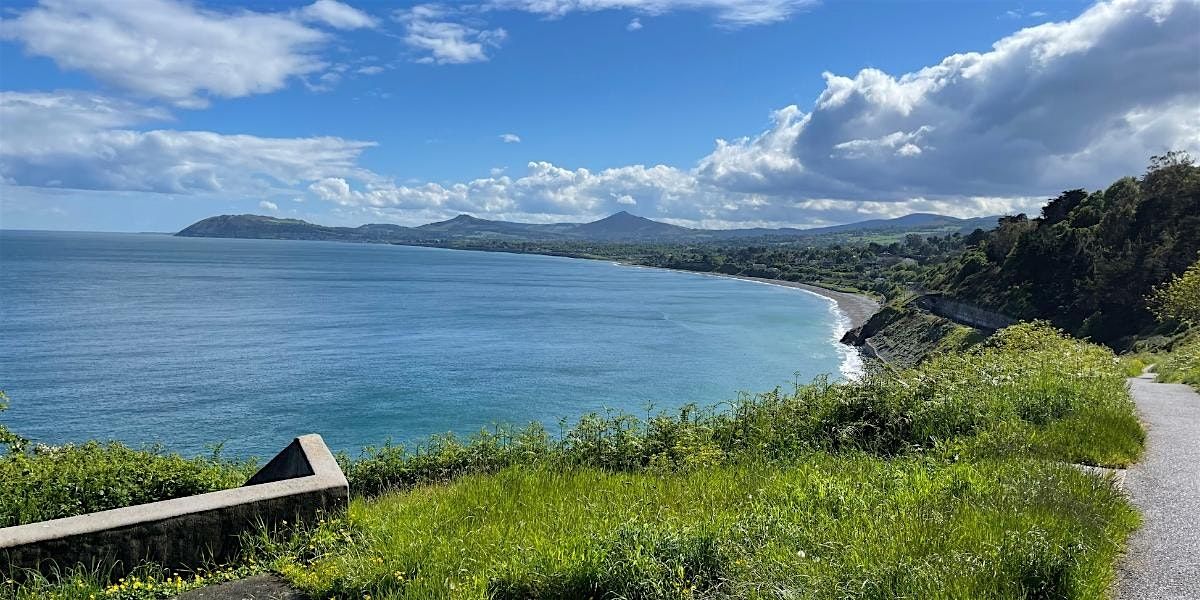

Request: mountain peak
left=594, top=210, right=645, bottom=222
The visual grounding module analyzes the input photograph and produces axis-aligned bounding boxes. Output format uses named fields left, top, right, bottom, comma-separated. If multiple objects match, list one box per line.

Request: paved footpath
left=175, top=574, right=305, bottom=600
left=1117, top=373, right=1200, bottom=599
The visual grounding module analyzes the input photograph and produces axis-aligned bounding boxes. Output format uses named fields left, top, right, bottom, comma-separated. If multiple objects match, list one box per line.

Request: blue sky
left=1, top=0, right=1197, bottom=232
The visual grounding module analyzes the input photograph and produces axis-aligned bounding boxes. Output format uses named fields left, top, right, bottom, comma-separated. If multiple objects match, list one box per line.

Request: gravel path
left=1117, top=373, right=1200, bottom=599
left=174, top=574, right=305, bottom=599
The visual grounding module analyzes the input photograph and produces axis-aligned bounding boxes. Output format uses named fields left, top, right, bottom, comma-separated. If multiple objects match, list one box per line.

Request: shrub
left=0, top=427, right=255, bottom=527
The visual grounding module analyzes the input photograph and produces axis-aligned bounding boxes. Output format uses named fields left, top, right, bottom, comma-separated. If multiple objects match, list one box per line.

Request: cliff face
left=842, top=297, right=990, bottom=368
left=915, top=295, right=1015, bottom=331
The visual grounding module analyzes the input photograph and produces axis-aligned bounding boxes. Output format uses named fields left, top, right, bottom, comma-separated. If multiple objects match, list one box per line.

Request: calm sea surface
left=0, top=231, right=849, bottom=458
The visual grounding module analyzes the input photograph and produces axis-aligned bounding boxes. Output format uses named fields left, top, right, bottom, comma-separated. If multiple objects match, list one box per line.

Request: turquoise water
left=0, top=231, right=848, bottom=459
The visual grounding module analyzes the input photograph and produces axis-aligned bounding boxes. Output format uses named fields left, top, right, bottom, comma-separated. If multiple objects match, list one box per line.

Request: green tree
left=1151, top=256, right=1200, bottom=325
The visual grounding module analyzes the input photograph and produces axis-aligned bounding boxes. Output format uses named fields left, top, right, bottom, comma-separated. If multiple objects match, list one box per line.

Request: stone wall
left=0, top=434, right=348, bottom=579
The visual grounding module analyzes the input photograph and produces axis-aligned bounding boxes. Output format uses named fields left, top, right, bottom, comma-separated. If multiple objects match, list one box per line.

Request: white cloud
left=0, top=92, right=376, bottom=194
left=304, top=0, right=1199, bottom=227
left=298, top=0, right=377, bottom=30
left=500, top=133, right=522, bottom=143
left=0, top=0, right=342, bottom=107
left=3, top=0, right=1197, bottom=230
left=397, top=4, right=508, bottom=64
left=627, top=17, right=643, bottom=30
left=356, top=65, right=386, bottom=75
left=695, top=0, right=1200, bottom=202
left=1005, top=8, right=1051, bottom=19
left=259, top=200, right=280, bottom=211
left=487, top=0, right=815, bottom=27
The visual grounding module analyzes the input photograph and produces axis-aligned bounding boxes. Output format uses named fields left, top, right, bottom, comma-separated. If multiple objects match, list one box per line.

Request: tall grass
left=1153, top=334, right=1200, bottom=389
left=265, top=457, right=1137, bottom=599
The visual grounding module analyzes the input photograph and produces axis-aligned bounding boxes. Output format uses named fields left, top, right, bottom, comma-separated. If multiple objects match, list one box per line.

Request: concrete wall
left=0, top=434, right=348, bottom=579
left=916, top=294, right=1016, bottom=331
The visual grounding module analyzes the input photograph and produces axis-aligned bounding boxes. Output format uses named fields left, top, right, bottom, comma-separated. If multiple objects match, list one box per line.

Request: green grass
left=259, top=458, right=1139, bottom=600
left=1153, top=334, right=1200, bottom=390
left=1118, top=355, right=1150, bottom=377
left=2, top=322, right=1148, bottom=599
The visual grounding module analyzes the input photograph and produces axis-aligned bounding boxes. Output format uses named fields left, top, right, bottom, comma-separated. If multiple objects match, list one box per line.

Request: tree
left=1151, top=256, right=1200, bottom=326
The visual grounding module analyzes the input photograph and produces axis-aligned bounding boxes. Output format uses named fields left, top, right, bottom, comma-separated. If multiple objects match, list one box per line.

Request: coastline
left=714, top=275, right=881, bottom=331
left=615, top=263, right=881, bottom=379
left=616, top=263, right=880, bottom=330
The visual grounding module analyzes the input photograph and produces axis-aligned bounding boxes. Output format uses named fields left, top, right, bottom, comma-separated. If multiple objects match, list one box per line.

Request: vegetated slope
left=933, top=153, right=1200, bottom=346
left=570, top=210, right=695, bottom=240
left=840, top=298, right=986, bottom=368
left=176, top=214, right=418, bottom=242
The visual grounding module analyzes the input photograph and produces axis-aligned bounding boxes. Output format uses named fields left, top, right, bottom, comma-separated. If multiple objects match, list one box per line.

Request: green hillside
left=936, top=152, right=1199, bottom=345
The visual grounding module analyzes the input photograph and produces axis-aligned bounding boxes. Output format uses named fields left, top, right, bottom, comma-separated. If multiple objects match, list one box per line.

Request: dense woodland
left=936, top=152, right=1200, bottom=344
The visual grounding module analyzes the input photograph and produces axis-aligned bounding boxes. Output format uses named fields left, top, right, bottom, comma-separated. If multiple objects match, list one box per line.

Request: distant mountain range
left=176, top=211, right=1002, bottom=244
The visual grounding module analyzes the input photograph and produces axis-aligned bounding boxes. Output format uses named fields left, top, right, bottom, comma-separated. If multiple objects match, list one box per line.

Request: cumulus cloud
left=0, top=0, right=357, bottom=106
left=487, top=0, right=815, bottom=27
left=259, top=200, right=280, bottom=211
left=0, top=92, right=376, bottom=194
left=303, top=0, right=1199, bottom=227
left=627, top=17, right=643, bottom=30
left=298, top=0, right=376, bottom=29
left=2, top=0, right=1197, bottom=230
left=397, top=4, right=508, bottom=64
left=303, top=160, right=1045, bottom=228
left=695, top=0, right=1200, bottom=202
left=499, top=133, right=522, bottom=143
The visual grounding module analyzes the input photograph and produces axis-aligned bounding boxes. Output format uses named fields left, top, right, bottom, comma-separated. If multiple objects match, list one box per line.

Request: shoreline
left=615, top=264, right=881, bottom=380
left=617, top=263, right=880, bottom=330
left=711, top=274, right=881, bottom=331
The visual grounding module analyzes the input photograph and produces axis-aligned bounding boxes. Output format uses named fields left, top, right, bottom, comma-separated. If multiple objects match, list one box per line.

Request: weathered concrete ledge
left=0, top=434, right=348, bottom=579
left=915, top=294, right=1016, bottom=331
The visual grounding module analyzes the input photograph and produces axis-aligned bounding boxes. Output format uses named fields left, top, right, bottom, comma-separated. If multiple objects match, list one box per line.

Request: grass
left=1118, top=330, right=1200, bottom=390
left=1118, top=355, right=1150, bottom=377
left=263, top=458, right=1137, bottom=600
left=2, top=322, right=1148, bottom=599
left=1152, top=334, right=1200, bottom=390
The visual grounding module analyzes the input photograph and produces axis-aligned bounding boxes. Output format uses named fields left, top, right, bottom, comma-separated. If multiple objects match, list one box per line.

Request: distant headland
left=176, top=211, right=1001, bottom=244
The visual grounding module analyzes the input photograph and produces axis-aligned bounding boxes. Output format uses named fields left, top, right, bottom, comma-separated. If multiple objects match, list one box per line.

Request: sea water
left=0, top=231, right=849, bottom=458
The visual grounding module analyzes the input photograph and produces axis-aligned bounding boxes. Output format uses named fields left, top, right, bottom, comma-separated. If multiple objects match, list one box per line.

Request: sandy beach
left=616, top=263, right=882, bottom=331
left=718, top=275, right=881, bottom=330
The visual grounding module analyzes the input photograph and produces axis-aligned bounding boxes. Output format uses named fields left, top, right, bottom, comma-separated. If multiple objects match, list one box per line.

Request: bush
left=0, top=431, right=255, bottom=527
